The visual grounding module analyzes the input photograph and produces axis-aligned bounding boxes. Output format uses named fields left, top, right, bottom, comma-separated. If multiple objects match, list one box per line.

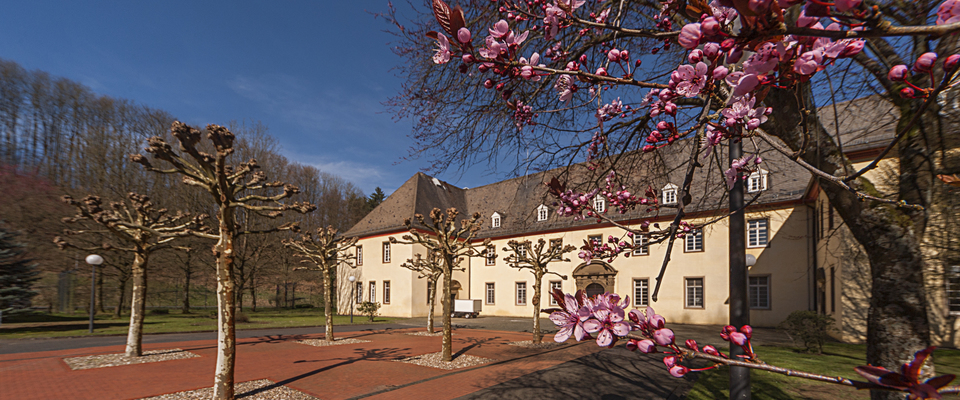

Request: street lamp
left=348, top=275, right=356, bottom=324
left=745, top=254, right=757, bottom=269
left=85, top=254, right=103, bottom=333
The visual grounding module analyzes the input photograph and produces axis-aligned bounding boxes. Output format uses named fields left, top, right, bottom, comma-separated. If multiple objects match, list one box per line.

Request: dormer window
left=536, top=204, right=549, bottom=222
left=593, top=195, right=606, bottom=213
left=747, top=170, right=768, bottom=193
left=662, top=183, right=678, bottom=205
left=491, top=212, right=501, bottom=228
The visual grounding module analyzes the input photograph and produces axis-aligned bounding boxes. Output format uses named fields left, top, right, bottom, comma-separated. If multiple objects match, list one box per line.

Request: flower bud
left=663, top=355, right=677, bottom=368
left=669, top=365, right=690, bottom=378
left=619, top=50, right=630, bottom=61
left=701, top=16, right=720, bottom=36
left=685, top=339, right=698, bottom=350
left=678, top=23, right=702, bottom=50
left=900, top=87, right=915, bottom=98
left=484, top=79, right=495, bottom=89
left=654, top=328, right=675, bottom=346
left=462, top=54, right=476, bottom=64
left=728, top=47, right=744, bottom=64
left=637, top=339, right=657, bottom=353
left=914, top=52, right=938, bottom=73
left=729, top=332, right=748, bottom=346
left=703, top=345, right=720, bottom=356
left=703, top=43, right=721, bottom=59
left=608, top=49, right=621, bottom=62
left=457, top=27, right=472, bottom=44
left=945, top=54, right=960, bottom=71
left=579, top=54, right=588, bottom=63
left=712, top=66, right=729, bottom=80
left=887, top=65, right=909, bottom=81
left=720, top=38, right=736, bottom=51
left=688, top=49, right=704, bottom=63
left=740, top=325, right=753, bottom=339
left=596, top=67, right=608, bottom=76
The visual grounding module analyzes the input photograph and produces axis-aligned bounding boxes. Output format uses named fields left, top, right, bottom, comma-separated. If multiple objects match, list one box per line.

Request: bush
left=236, top=312, right=250, bottom=323
left=357, top=301, right=380, bottom=322
left=294, top=303, right=314, bottom=309
left=149, top=308, right=169, bottom=315
left=778, top=310, right=834, bottom=354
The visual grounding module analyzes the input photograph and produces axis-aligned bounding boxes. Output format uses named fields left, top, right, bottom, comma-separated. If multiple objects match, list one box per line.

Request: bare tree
left=502, top=239, right=576, bottom=344
left=283, top=226, right=357, bottom=341
left=132, top=121, right=315, bottom=400
left=390, top=208, right=487, bottom=362
left=55, top=193, right=204, bottom=357
left=400, top=250, right=457, bottom=333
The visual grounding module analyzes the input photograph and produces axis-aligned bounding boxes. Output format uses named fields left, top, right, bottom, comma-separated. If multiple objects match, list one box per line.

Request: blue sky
left=0, top=1, right=492, bottom=195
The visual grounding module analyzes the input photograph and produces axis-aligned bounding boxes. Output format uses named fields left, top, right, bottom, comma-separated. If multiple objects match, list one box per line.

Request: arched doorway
left=585, top=283, right=605, bottom=298
left=450, top=280, right=462, bottom=305
left=572, top=260, right=618, bottom=298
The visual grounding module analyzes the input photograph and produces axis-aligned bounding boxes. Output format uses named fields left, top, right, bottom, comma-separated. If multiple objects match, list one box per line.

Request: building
left=340, top=96, right=958, bottom=344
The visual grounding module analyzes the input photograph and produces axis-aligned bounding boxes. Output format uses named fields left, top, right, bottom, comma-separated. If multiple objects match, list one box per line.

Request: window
left=537, top=204, right=549, bottom=222
left=516, top=282, right=527, bottom=305
left=749, top=276, right=770, bottom=309
left=593, top=195, right=606, bottom=213
left=947, top=266, right=960, bottom=314
left=632, top=234, right=649, bottom=256
left=634, top=279, right=649, bottom=307
left=369, top=281, right=376, bottom=303
left=356, top=245, right=363, bottom=266
left=684, top=229, right=703, bottom=252
left=492, top=212, right=501, bottom=228
left=356, top=282, right=363, bottom=304
left=383, top=281, right=391, bottom=304
left=588, top=234, right=603, bottom=245
left=485, top=245, right=496, bottom=266
left=518, top=242, right=529, bottom=259
left=382, top=242, right=391, bottom=263
left=486, top=283, right=496, bottom=304
left=550, top=238, right=563, bottom=260
left=747, top=170, right=768, bottom=193
left=747, top=219, right=768, bottom=248
left=685, top=278, right=704, bottom=308
left=549, top=281, right=562, bottom=305
left=662, top=184, right=678, bottom=205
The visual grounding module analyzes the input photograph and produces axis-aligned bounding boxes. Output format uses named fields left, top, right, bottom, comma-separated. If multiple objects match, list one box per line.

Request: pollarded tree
left=390, top=208, right=487, bottom=361
left=55, top=193, right=205, bottom=357
left=401, top=250, right=463, bottom=333
left=283, top=226, right=357, bottom=342
left=131, top=121, right=315, bottom=400
left=0, top=227, right=39, bottom=316
left=502, top=238, right=576, bottom=344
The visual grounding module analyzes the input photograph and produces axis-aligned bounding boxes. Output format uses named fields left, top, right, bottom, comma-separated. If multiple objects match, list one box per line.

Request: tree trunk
left=212, top=209, right=237, bottom=400
left=427, top=278, right=436, bottom=333
left=323, top=267, right=334, bottom=341
left=125, top=252, right=148, bottom=357
left=181, top=270, right=191, bottom=314
left=763, top=84, right=931, bottom=400
left=114, top=274, right=127, bottom=319
left=250, top=273, right=257, bottom=312
left=441, top=266, right=453, bottom=362
left=97, top=271, right=105, bottom=313
left=532, top=272, right=543, bottom=344
left=275, top=284, right=281, bottom=309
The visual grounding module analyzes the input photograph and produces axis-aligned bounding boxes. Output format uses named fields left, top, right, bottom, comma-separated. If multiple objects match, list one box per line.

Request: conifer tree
left=0, top=227, right=39, bottom=315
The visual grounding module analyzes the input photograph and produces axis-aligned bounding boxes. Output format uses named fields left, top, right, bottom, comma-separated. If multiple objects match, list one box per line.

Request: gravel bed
left=295, top=338, right=370, bottom=347
left=508, top=340, right=567, bottom=349
left=404, top=331, right=447, bottom=336
left=396, top=351, right=493, bottom=370
left=140, top=379, right=317, bottom=400
left=63, top=349, right=199, bottom=370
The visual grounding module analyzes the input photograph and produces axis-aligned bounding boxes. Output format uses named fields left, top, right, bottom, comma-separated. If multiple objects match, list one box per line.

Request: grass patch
left=685, top=342, right=960, bottom=400
left=0, top=308, right=401, bottom=339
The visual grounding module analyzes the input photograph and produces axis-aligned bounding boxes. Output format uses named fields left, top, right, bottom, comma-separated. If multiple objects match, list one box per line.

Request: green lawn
left=685, top=342, right=960, bottom=399
left=0, top=307, right=400, bottom=339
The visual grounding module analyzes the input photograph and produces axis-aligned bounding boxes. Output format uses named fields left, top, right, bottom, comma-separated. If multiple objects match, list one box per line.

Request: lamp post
left=85, top=254, right=103, bottom=333
left=729, top=138, right=750, bottom=400
left=348, top=275, right=356, bottom=324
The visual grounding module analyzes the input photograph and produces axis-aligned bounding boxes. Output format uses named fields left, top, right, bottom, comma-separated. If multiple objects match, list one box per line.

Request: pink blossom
left=549, top=291, right=592, bottom=342
left=673, top=62, right=709, bottom=98
left=709, top=0, right=738, bottom=24
left=555, top=75, right=575, bottom=102
left=914, top=52, right=938, bottom=73
left=939, top=0, right=960, bottom=25
left=946, top=54, right=960, bottom=71
left=729, top=331, right=748, bottom=345
left=653, top=328, right=675, bottom=346
left=478, top=36, right=502, bottom=59
left=457, top=28, right=471, bottom=44
left=489, top=20, right=510, bottom=38
left=742, top=43, right=779, bottom=75
left=701, top=16, right=721, bottom=36
left=834, top=0, right=861, bottom=12
left=678, top=23, right=702, bottom=50
left=888, top=65, right=909, bottom=81
left=688, top=49, right=704, bottom=63
left=725, top=72, right=760, bottom=97
left=701, top=125, right=722, bottom=158
left=796, top=9, right=818, bottom=28
left=608, top=49, right=621, bottom=62
left=627, top=338, right=657, bottom=353
left=793, top=49, right=824, bottom=75
left=432, top=34, right=451, bottom=64
left=748, top=0, right=773, bottom=13
left=704, top=43, right=721, bottom=59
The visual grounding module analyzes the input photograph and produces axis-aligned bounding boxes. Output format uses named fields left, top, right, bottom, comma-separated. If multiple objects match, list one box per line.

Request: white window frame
left=549, top=238, right=563, bottom=260
left=593, top=195, right=606, bottom=213
left=684, top=229, right=703, bottom=252
left=634, top=278, right=649, bottom=307
left=486, top=282, right=496, bottom=305
left=369, top=281, right=376, bottom=303
left=685, top=277, right=704, bottom=309
left=747, top=169, right=768, bottom=193
left=662, top=183, right=678, bottom=205
left=356, top=282, right=363, bottom=304
left=747, top=219, right=769, bottom=248
left=518, top=243, right=529, bottom=259
left=749, top=275, right=770, bottom=309
left=491, top=212, right=501, bottom=228
left=516, top=282, right=527, bottom=305
left=549, top=281, right=562, bottom=305
left=948, top=266, right=960, bottom=315
left=632, top=234, right=649, bottom=256
left=537, top=204, right=549, bottom=222
left=383, top=281, right=390, bottom=304
left=382, top=242, right=391, bottom=263
left=356, top=245, right=363, bottom=266
left=485, top=245, right=496, bottom=266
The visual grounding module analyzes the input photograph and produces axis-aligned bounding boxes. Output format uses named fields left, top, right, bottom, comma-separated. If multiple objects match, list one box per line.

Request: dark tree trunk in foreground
left=764, top=85, right=931, bottom=400
left=125, top=252, right=148, bottom=357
